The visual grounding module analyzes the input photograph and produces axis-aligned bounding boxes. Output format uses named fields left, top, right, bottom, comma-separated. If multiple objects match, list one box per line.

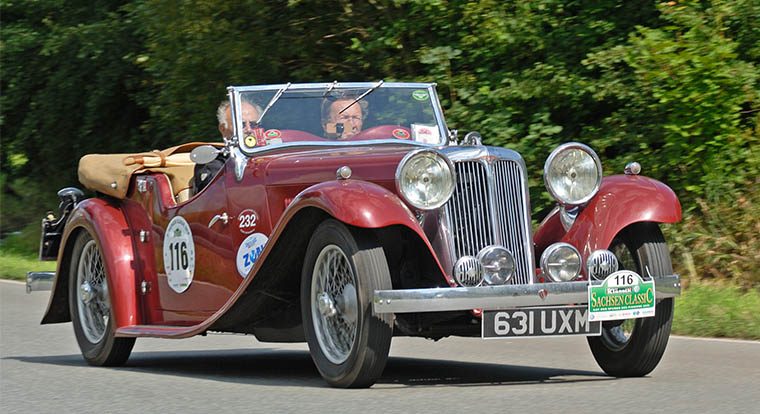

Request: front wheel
left=301, top=220, right=393, bottom=388
left=587, top=222, right=674, bottom=377
left=69, top=230, right=135, bottom=366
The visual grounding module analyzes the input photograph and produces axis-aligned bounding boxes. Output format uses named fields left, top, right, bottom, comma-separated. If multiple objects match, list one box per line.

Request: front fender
left=287, top=180, right=420, bottom=229
left=41, top=198, right=141, bottom=328
left=534, top=175, right=681, bottom=260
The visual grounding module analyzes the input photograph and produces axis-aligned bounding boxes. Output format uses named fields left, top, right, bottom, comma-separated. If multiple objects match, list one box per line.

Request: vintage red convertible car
left=29, top=82, right=682, bottom=387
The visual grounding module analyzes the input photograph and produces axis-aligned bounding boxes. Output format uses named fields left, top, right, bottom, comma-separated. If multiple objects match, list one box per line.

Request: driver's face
left=220, top=103, right=260, bottom=138
left=326, top=100, right=363, bottom=139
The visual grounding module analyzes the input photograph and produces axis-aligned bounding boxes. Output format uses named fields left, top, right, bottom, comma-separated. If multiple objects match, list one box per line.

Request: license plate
left=482, top=306, right=602, bottom=339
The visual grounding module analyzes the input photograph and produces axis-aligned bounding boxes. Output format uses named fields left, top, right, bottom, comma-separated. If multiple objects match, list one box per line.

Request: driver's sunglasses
left=242, top=121, right=261, bottom=129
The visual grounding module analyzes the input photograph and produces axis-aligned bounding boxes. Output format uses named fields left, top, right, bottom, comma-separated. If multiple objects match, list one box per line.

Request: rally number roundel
left=237, top=209, right=258, bottom=234
left=163, top=216, right=196, bottom=293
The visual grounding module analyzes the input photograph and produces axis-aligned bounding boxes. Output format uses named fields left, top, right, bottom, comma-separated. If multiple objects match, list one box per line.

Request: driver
left=218, top=99, right=263, bottom=139
left=321, top=98, right=367, bottom=140
left=191, top=99, right=263, bottom=195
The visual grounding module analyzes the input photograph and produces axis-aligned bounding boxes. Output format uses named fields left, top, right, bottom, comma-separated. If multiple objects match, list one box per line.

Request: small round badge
left=244, top=135, right=257, bottom=148
left=265, top=129, right=281, bottom=139
left=392, top=128, right=410, bottom=139
left=412, top=90, right=429, bottom=101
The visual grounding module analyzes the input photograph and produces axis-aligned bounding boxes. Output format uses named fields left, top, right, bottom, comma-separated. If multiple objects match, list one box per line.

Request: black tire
left=69, top=230, right=135, bottom=366
left=301, top=219, right=393, bottom=388
left=587, top=222, right=674, bottom=377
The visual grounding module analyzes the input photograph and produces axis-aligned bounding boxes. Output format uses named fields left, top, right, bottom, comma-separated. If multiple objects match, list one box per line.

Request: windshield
left=230, top=83, right=446, bottom=151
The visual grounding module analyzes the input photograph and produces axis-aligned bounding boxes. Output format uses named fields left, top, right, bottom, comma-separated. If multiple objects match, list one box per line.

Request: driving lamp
left=396, top=150, right=455, bottom=210
left=543, top=143, right=602, bottom=207
left=540, top=242, right=582, bottom=282
left=586, top=249, right=619, bottom=280
left=478, top=246, right=515, bottom=285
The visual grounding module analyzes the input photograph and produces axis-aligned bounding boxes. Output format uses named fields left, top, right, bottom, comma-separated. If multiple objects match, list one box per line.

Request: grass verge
left=0, top=251, right=56, bottom=280
left=673, top=280, right=760, bottom=340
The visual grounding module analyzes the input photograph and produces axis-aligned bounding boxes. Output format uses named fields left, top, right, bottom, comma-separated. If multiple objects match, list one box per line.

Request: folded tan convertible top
left=78, top=142, right=220, bottom=199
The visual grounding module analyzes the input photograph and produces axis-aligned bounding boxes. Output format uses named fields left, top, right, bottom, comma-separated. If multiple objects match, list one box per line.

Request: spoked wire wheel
left=69, top=230, right=134, bottom=366
left=301, top=219, right=392, bottom=388
left=76, top=239, right=110, bottom=343
left=311, top=244, right=359, bottom=364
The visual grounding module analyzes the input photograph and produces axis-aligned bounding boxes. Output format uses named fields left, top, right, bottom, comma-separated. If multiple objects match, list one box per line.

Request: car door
left=149, top=161, right=243, bottom=324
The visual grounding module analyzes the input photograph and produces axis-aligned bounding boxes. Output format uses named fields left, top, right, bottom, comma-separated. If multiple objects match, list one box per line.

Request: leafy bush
left=666, top=178, right=760, bottom=289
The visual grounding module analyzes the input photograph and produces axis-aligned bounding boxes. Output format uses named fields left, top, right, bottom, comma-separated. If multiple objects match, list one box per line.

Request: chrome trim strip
left=231, top=82, right=437, bottom=92
left=427, top=84, right=450, bottom=144
left=237, top=139, right=432, bottom=157
left=26, top=271, right=55, bottom=293
left=373, top=274, right=681, bottom=313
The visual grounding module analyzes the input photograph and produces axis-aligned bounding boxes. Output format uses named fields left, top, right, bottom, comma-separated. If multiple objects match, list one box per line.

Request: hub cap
left=311, top=245, right=358, bottom=364
left=76, top=240, right=110, bottom=344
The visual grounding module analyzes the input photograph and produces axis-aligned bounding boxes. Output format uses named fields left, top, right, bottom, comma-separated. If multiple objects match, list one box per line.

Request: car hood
left=262, top=144, right=426, bottom=186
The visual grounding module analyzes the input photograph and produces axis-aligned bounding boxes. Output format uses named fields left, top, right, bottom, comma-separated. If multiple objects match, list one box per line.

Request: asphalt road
left=2, top=279, right=758, bottom=413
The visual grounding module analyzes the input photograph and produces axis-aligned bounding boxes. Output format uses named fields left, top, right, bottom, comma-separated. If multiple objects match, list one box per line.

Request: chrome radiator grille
left=443, top=158, right=533, bottom=285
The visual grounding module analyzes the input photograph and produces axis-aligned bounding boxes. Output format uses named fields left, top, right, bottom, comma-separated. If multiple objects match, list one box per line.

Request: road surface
left=1, top=279, right=758, bottom=413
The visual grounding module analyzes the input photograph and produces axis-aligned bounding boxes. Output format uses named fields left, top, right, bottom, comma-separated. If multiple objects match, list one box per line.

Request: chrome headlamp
left=543, top=143, right=602, bottom=207
left=395, top=149, right=455, bottom=210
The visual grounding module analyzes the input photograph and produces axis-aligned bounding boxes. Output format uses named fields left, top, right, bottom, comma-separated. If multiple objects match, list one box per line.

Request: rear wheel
left=301, top=220, right=393, bottom=388
left=587, top=222, right=674, bottom=377
left=69, top=231, right=134, bottom=366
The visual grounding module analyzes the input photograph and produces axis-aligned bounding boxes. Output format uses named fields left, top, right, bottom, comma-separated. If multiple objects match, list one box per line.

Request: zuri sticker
left=265, top=129, right=281, bottom=139
left=412, top=90, right=429, bottom=101
left=392, top=128, right=410, bottom=139
left=237, top=209, right=258, bottom=234
left=244, top=135, right=257, bottom=148
left=236, top=233, right=268, bottom=277
left=162, top=216, right=196, bottom=293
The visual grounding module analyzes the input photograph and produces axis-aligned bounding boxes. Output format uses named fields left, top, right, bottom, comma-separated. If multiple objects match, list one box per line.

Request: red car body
left=33, top=82, right=682, bottom=387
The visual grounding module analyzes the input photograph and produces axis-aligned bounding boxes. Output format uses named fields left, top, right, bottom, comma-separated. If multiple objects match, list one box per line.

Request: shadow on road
left=6, top=349, right=612, bottom=388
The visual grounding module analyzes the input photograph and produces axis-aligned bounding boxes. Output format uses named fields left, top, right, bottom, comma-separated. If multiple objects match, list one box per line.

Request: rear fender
left=41, top=198, right=141, bottom=328
left=534, top=175, right=681, bottom=260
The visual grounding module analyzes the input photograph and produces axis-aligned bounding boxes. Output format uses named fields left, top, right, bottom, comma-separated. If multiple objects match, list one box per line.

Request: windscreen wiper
left=322, top=80, right=338, bottom=97
left=339, top=80, right=384, bottom=114
left=256, top=82, right=291, bottom=124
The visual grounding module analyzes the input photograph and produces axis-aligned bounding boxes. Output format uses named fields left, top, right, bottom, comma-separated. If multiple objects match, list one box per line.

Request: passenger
left=321, top=98, right=367, bottom=140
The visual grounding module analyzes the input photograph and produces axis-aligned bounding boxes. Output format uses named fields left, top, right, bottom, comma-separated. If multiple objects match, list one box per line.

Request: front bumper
left=373, top=274, right=681, bottom=313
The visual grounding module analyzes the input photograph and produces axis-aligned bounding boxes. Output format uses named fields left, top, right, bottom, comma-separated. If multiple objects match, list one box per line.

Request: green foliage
left=1, top=0, right=150, bottom=232
left=665, top=179, right=760, bottom=289
left=583, top=1, right=758, bottom=199
left=2, top=0, right=758, bottom=288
